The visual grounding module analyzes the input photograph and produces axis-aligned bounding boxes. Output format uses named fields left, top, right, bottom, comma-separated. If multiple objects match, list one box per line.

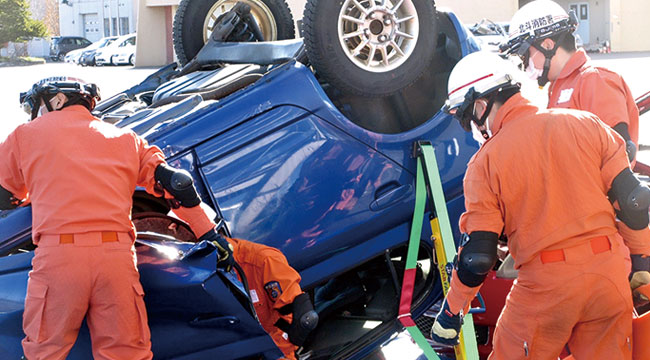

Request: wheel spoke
left=368, top=0, right=376, bottom=7
left=395, top=30, right=414, bottom=39
left=395, top=15, right=414, bottom=23
left=366, top=44, right=377, bottom=66
left=389, top=40, right=405, bottom=56
left=379, top=46, right=390, bottom=66
left=351, top=0, right=369, bottom=15
left=342, top=15, right=365, bottom=25
left=343, top=30, right=365, bottom=39
left=352, top=39, right=370, bottom=56
left=392, top=0, right=404, bottom=13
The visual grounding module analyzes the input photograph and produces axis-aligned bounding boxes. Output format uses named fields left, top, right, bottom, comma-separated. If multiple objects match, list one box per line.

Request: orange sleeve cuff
left=446, top=270, right=481, bottom=315
left=618, top=222, right=650, bottom=256
left=171, top=205, right=216, bottom=238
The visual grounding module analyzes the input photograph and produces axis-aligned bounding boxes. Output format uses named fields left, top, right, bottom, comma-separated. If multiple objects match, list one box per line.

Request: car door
left=195, top=105, right=417, bottom=287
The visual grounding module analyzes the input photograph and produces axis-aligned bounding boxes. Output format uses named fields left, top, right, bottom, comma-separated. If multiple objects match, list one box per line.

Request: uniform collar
left=490, top=93, right=538, bottom=135
left=60, top=104, right=92, bottom=114
left=556, top=49, right=589, bottom=80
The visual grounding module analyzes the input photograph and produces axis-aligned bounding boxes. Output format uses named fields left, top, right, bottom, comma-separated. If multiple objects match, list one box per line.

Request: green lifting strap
left=398, top=141, right=480, bottom=360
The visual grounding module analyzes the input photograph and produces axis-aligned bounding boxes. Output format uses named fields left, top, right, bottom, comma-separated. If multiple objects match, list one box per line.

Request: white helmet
left=445, top=51, right=521, bottom=136
left=500, top=0, right=577, bottom=86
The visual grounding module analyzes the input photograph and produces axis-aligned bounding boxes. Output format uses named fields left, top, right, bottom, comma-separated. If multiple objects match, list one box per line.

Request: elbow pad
left=456, top=231, right=499, bottom=287
left=275, top=293, right=319, bottom=346
left=0, top=185, right=20, bottom=210
left=154, top=163, right=201, bottom=208
left=609, top=168, right=650, bottom=230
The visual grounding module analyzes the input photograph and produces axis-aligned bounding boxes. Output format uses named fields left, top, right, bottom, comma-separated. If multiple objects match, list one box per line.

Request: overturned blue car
left=0, top=1, right=483, bottom=358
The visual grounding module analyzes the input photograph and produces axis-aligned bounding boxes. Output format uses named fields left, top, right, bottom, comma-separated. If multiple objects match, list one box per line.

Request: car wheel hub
left=203, top=0, right=278, bottom=43
left=338, top=0, right=419, bottom=73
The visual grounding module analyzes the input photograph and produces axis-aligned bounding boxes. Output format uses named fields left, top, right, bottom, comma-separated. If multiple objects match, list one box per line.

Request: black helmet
left=20, top=76, right=101, bottom=120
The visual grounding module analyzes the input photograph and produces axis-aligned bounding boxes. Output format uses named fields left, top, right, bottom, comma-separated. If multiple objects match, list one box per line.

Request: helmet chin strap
left=471, top=94, right=496, bottom=142
left=531, top=32, right=567, bottom=87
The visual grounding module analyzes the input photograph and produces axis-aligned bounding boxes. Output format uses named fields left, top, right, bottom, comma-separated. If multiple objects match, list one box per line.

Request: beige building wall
left=613, top=0, right=650, bottom=51
left=135, top=0, right=177, bottom=66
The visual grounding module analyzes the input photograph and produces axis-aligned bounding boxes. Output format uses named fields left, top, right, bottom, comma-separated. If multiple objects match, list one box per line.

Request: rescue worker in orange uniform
left=430, top=52, right=650, bottom=359
left=501, top=0, right=650, bottom=303
left=0, top=77, right=234, bottom=360
left=227, top=237, right=318, bottom=359
left=502, top=0, right=639, bottom=161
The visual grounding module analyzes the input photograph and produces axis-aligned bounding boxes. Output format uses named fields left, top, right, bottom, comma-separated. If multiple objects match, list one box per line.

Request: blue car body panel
left=0, top=10, right=481, bottom=359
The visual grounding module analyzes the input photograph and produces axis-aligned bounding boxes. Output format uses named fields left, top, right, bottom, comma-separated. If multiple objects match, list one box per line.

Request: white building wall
left=59, top=0, right=137, bottom=42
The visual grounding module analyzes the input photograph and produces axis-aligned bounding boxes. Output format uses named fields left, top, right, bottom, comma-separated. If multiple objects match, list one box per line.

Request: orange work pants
left=489, top=235, right=633, bottom=360
left=22, top=232, right=153, bottom=360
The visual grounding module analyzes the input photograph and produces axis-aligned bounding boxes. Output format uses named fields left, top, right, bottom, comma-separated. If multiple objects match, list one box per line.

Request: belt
left=540, top=236, right=611, bottom=264
left=59, top=231, right=119, bottom=244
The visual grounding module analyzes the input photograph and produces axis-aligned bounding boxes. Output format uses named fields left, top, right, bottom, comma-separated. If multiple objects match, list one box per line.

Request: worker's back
left=5, top=105, right=162, bottom=242
left=463, top=94, right=629, bottom=267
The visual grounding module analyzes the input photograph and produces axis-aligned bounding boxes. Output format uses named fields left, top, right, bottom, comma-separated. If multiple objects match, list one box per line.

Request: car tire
left=129, top=55, right=135, bottom=66
left=172, top=0, right=296, bottom=66
left=303, top=0, right=438, bottom=97
left=57, top=53, right=65, bottom=62
left=110, top=55, right=116, bottom=66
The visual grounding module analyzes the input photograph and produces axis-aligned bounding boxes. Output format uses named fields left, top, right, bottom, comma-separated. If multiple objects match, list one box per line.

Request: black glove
left=431, top=299, right=463, bottom=346
left=198, top=229, right=235, bottom=272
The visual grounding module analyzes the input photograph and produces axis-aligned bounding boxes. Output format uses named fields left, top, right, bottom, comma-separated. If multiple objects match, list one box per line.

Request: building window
left=112, top=18, right=118, bottom=36
left=104, top=18, right=110, bottom=37
left=119, top=17, right=129, bottom=35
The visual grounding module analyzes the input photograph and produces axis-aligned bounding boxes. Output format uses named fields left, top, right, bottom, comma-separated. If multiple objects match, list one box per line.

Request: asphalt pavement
left=0, top=52, right=648, bottom=161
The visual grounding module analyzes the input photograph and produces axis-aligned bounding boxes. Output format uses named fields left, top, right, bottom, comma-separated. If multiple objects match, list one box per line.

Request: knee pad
left=275, top=293, right=319, bottom=346
left=154, top=163, right=201, bottom=208
left=456, top=231, right=498, bottom=287
left=609, top=168, right=650, bottom=230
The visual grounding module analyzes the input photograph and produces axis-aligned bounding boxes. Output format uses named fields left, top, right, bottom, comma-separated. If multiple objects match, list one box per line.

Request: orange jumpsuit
left=0, top=105, right=215, bottom=360
left=228, top=238, right=303, bottom=360
left=548, top=49, right=639, bottom=147
left=547, top=47, right=649, bottom=277
left=445, top=94, right=650, bottom=359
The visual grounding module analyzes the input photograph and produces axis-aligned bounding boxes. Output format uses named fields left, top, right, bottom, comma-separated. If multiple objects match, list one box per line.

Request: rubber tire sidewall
left=303, top=0, right=438, bottom=97
left=173, top=0, right=296, bottom=66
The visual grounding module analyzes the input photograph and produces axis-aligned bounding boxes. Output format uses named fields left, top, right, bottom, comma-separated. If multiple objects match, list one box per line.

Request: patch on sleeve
left=557, top=88, right=574, bottom=104
left=264, top=281, right=283, bottom=302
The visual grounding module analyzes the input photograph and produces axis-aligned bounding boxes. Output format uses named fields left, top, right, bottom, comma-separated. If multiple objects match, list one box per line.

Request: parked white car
left=95, top=34, right=136, bottom=66
left=64, top=48, right=85, bottom=64
left=114, top=36, right=136, bottom=65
